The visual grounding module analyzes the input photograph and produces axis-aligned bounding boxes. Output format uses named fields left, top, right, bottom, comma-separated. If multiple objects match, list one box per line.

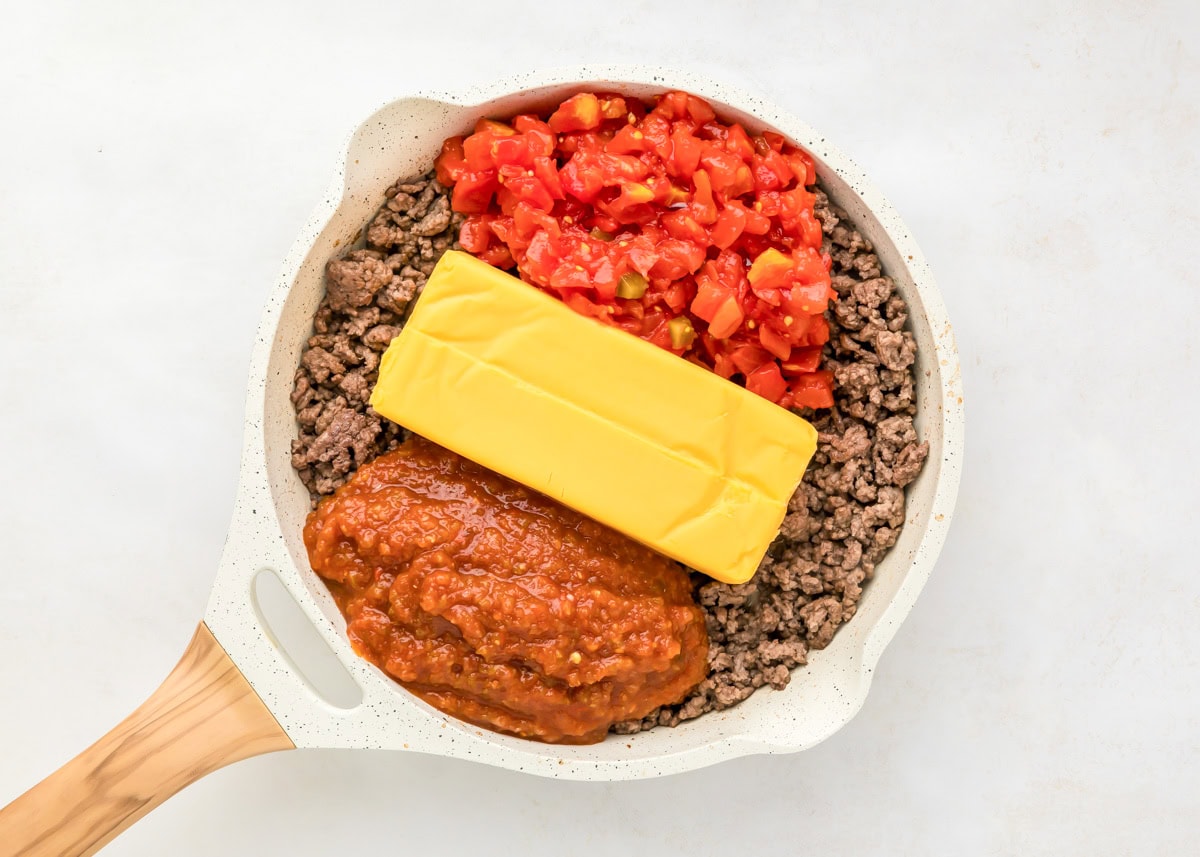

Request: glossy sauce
left=303, top=436, right=708, bottom=744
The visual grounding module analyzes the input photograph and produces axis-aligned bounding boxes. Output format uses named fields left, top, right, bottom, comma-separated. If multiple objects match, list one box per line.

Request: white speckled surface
left=199, top=68, right=962, bottom=780
left=3, top=1, right=1197, bottom=854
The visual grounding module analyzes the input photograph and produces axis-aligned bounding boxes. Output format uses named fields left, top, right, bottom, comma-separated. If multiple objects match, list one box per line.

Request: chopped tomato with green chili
left=434, top=90, right=835, bottom=410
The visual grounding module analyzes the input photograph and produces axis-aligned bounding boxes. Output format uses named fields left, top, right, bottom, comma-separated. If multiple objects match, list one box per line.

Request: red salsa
left=304, top=437, right=709, bottom=744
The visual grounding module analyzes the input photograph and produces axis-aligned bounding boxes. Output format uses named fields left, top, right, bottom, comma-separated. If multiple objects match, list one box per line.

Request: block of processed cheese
left=370, top=250, right=818, bottom=584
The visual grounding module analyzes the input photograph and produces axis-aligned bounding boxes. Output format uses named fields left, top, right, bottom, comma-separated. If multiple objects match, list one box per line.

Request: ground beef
left=290, top=172, right=928, bottom=732
left=290, top=172, right=463, bottom=500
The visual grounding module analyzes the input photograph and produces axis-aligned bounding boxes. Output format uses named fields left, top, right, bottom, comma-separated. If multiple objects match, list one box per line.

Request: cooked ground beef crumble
left=290, top=169, right=928, bottom=733
left=289, top=176, right=463, bottom=496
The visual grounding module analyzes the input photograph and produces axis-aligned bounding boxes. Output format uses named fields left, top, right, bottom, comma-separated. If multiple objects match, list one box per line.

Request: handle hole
left=251, top=568, right=363, bottom=710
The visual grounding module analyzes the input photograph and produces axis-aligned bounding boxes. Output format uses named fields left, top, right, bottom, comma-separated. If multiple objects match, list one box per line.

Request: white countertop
left=1, top=2, right=1196, bottom=854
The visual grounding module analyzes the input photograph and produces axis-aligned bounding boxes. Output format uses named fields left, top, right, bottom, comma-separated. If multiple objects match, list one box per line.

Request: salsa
left=303, top=436, right=709, bottom=744
left=434, top=90, right=836, bottom=410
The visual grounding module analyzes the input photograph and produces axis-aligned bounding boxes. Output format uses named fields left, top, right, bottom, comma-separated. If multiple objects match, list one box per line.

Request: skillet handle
left=0, top=622, right=294, bottom=857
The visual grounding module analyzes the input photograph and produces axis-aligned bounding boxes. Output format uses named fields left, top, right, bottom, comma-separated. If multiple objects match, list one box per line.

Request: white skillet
left=0, top=67, right=963, bottom=857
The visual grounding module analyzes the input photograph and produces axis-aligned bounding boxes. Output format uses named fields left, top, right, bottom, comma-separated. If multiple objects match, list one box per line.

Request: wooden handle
left=0, top=622, right=294, bottom=857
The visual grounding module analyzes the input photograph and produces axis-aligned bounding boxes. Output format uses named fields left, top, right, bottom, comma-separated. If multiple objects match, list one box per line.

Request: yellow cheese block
left=370, top=250, right=818, bottom=584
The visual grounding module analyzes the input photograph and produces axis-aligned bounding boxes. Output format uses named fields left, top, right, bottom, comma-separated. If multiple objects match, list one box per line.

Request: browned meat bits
left=290, top=174, right=462, bottom=498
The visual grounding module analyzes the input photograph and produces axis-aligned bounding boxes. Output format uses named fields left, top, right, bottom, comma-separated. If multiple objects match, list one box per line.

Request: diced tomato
left=649, top=238, right=704, bottom=279
left=451, top=169, right=498, bottom=214
left=662, top=281, right=690, bottom=312
left=785, top=150, right=816, bottom=186
left=436, top=90, right=836, bottom=411
left=761, top=131, right=786, bottom=152
left=513, top=115, right=556, bottom=152
left=752, top=287, right=781, bottom=308
left=758, top=324, right=792, bottom=361
left=693, top=155, right=749, bottom=198
left=608, top=124, right=652, bottom=154
left=474, top=118, right=515, bottom=136
left=458, top=217, right=492, bottom=253
left=786, top=281, right=833, bottom=317
left=511, top=202, right=558, bottom=242
left=756, top=190, right=783, bottom=218
left=788, top=370, right=834, bottom=409
left=557, top=130, right=608, bottom=154
left=550, top=262, right=593, bottom=292
left=699, top=147, right=743, bottom=193
left=488, top=215, right=514, bottom=245
left=595, top=152, right=650, bottom=184
left=559, top=154, right=604, bottom=202
left=746, top=362, right=788, bottom=403
left=691, top=267, right=730, bottom=322
left=709, top=205, right=746, bottom=249
left=548, top=93, right=602, bottom=132
left=589, top=213, right=621, bottom=235
left=685, top=94, right=716, bottom=124
left=713, top=351, right=737, bottom=379
left=662, top=210, right=708, bottom=244
left=690, top=169, right=717, bottom=224
left=644, top=316, right=674, bottom=349
left=653, top=91, right=690, bottom=120
left=639, top=307, right=666, bottom=336
left=747, top=248, right=793, bottom=292
left=725, top=124, right=756, bottom=161
left=603, top=183, right=657, bottom=224
left=781, top=346, right=823, bottom=375
left=795, top=314, right=830, bottom=347
left=729, top=342, right=772, bottom=375
left=463, top=131, right=498, bottom=171
left=501, top=172, right=555, bottom=212
left=489, top=135, right=532, bottom=168
left=712, top=249, right=749, bottom=300
left=799, top=150, right=817, bottom=186
left=598, top=95, right=628, bottom=120
left=532, top=157, right=564, bottom=200
left=591, top=259, right=618, bottom=301
left=707, top=296, right=744, bottom=339
left=668, top=127, right=702, bottom=178
left=562, top=290, right=607, bottom=319
left=775, top=188, right=807, bottom=236
left=698, top=121, right=729, bottom=143
left=640, top=114, right=672, bottom=158
left=493, top=185, right=517, bottom=215
left=434, top=137, right=468, bottom=187
left=742, top=207, right=772, bottom=234
left=522, top=230, right=555, bottom=275
left=657, top=181, right=690, bottom=207
left=761, top=150, right=794, bottom=184
left=477, top=244, right=514, bottom=268
left=752, top=158, right=786, bottom=192
left=624, top=239, right=659, bottom=276
left=798, top=207, right=823, bottom=248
